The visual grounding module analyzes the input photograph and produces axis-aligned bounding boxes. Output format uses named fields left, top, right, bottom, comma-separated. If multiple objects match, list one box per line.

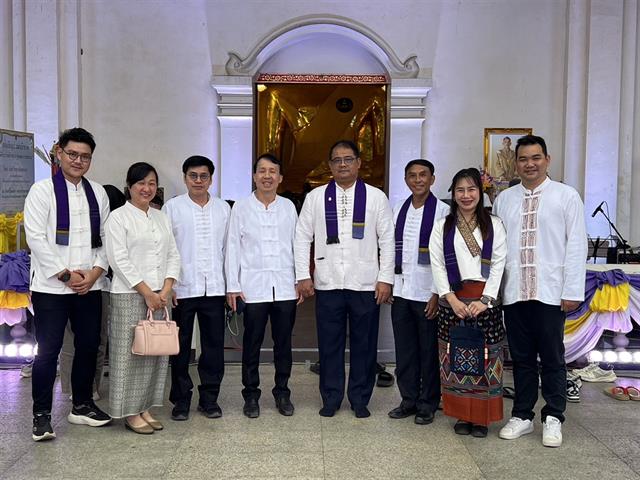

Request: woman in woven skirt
left=105, top=162, right=181, bottom=434
left=429, top=168, right=507, bottom=438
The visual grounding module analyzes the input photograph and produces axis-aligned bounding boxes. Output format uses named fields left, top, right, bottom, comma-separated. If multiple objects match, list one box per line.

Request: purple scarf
left=324, top=178, right=366, bottom=244
left=443, top=215, right=493, bottom=292
left=53, top=169, right=102, bottom=248
left=395, top=193, right=437, bottom=274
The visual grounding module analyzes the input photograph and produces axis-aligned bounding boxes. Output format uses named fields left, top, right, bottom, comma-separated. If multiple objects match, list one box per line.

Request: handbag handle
left=146, top=307, right=171, bottom=324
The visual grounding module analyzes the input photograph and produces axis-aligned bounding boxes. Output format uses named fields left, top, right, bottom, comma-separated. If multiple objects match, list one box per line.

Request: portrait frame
left=483, top=128, right=533, bottom=196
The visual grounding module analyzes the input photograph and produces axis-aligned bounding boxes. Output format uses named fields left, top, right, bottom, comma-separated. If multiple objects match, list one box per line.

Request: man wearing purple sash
left=295, top=140, right=394, bottom=418
left=389, top=159, right=449, bottom=424
left=24, top=128, right=112, bottom=441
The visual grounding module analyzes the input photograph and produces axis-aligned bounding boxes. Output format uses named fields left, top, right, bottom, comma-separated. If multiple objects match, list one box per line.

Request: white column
left=57, top=0, right=81, bottom=128
left=583, top=0, right=624, bottom=238
left=25, top=0, right=59, bottom=181
left=211, top=77, right=254, bottom=200
left=0, top=0, right=14, bottom=128
left=631, top=1, right=640, bottom=245
left=389, top=80, right=431, bottom=207
left=617, top=0, right=638, bottom=243
left=11, top=0, right=26, bottom=131
left=562, top=0, right=589, bottom=197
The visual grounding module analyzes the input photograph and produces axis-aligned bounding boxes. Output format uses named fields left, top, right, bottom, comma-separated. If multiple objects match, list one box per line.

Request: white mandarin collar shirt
left=429, top=215, right=507, bottom=300
left=105, top=202, right=181, bottom=294
left=492, top=178, right=588, bottom=305
left=392, top=197, right=450, bottom=302
left=225, top=193, right=298, bottom=303
left=24, top=177, right=110, bottom=294
left=163, top=194, right=230, bottom=299
left=294, top=182, right=395, bottom=291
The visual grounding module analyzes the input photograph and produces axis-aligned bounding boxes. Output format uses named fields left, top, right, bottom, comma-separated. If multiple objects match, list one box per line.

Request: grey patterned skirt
left=108, top=293, right=169, bottom=418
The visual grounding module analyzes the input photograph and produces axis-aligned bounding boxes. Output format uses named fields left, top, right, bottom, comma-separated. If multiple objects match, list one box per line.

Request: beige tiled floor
left=1, top=364, right=639, bottom=479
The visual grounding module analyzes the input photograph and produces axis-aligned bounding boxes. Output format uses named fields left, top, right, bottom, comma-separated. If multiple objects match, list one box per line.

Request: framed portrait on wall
left=483, top=127, right=533, bottom=184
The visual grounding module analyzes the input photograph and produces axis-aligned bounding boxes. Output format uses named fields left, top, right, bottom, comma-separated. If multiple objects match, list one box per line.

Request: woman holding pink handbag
left=105, top=162, right=181, bottom=434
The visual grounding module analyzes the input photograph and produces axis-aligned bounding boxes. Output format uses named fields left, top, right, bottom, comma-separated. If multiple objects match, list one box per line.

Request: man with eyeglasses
left=25, top=127, right=112, bottom=441
left=162, top=155, right=230, bottom=421
left=295, top=140, right=395, bottom=418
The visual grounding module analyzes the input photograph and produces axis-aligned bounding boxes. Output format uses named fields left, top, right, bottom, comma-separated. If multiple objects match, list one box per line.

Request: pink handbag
left=131, top=307, right=179, bottom=356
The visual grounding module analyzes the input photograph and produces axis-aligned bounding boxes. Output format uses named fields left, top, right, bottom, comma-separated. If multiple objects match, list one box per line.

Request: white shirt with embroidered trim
left=492, top=177, right=588, bottom=306
left=24, top=177, right=110, bottom=294
left=225, top=193, right=298, bottom=303
left=294, top=181, right=395, bottom=291
left=429, top=215, right=507, bottom=300
left=392, top=197, right=450, bottom=302
left=105, top=202, right=181, bottom=293
left=162, top=194, right=230, bottom=299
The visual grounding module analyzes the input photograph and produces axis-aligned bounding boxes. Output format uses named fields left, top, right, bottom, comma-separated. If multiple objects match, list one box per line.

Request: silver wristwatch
left=480, top=295, right=495, bottom=308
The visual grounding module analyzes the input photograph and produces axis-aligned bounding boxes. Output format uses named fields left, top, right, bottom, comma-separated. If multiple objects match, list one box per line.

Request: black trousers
left=169, top=295, right=226, bottom=410
left=241, top=300, right=296, bottom=401
left=391, top=296, right=440, bottom=414
left=316, top=289, right=379, bottom=409
left=503, top=300, right=567, bottom=423
left=31, top=291, right=102, bottom=414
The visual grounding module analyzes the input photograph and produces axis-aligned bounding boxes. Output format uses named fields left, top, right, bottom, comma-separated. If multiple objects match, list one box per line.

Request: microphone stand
left=595, top=209, right=631, bottom=261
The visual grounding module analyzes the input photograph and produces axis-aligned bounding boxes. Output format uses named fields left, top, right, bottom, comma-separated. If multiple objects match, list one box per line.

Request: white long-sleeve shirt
left=162, top=194, right=230, bottom=299
left=225, top=193, right=297, bottom=303
left=392, top=197, right=450, bottom=302
left=429, top=215, right=507, bottom=300
left=105, top=202, right=181, bottom=294
left=24, top=177, right=110, bottom=294
left=492, top=177, right=587, bottom=305
left=294, top=182, right=395, bottom=291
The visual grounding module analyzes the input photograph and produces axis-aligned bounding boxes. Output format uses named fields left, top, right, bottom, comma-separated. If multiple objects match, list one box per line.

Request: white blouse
left=225, top=193, right=297, bottom=303
left=392, top=197, right=450, bottom=302
left=429, top=215, right=507, bottom=300
left=162, top=194, right=230, bottom=299
left=24, top=177, right=110, bottom=294
left=105, top=202, right=181, bottom=294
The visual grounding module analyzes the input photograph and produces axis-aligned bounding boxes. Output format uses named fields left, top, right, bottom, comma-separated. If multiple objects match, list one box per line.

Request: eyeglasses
left=62, top=149, right=92, bottom=163
left=329, top=156, right=357, bottom=166
left=186, top=173, right=211, bottom=182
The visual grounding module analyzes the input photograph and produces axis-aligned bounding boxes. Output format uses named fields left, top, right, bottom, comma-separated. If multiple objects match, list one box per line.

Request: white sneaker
left=579, top=366, right=617, bottom=382
left=571, top=363, right=599, bottom=375
left=542, top=416, right=562, bottom=447
left=499, top=417, right=534, bottom=440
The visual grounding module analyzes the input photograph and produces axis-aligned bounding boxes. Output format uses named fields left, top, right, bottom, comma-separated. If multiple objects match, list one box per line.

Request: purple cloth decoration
left=324, top=178, right=366, bottom=244
left=566, top=269, right=637, bottom=319
left=443, top=216, right=494, bottom=292
left=394, top=193, right=437, bottom=274
left=53, top=169, right=102, bottom=248
left=0, top=250, right=31, bottom=293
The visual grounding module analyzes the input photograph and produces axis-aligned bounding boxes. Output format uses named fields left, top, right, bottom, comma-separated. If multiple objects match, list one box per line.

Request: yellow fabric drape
left=565, top=310, right=592, bottom=336
left=0, top=291, right=30, bottom=309
left=590, top=283, right=630, bottom=312
left=0, top=212, right=24, bottom=254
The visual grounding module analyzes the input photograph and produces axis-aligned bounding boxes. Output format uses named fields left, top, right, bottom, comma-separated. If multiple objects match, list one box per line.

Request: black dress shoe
left=197, top=403, right=222, bottom=419
left=319, top=406, right=337, bottom=417
left=388, top=405, right=417, bottom=419
left=376, top=371, right=395, bottom=388
left=243, top=399, right=260, bottom=418
left=352, top=406, right=371, bottom=418
left=453, top=420, right=472, bottom=435
left=275, top=397, right=294, bottom=416
left=471, top=424, right=488, bottom=438
left=171, top=406, right=189, bottom=421
left=414, top=411, right=435, bottom=425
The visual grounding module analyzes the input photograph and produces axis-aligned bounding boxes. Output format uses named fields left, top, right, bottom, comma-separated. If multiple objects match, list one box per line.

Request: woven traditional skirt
left=108, top=293, right=169, bottom=418
left=437, top=304, right=505, bottom=426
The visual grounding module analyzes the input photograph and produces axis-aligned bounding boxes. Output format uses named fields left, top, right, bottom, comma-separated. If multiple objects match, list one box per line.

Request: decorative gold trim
left=256, top=73, right=388, bottom=84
